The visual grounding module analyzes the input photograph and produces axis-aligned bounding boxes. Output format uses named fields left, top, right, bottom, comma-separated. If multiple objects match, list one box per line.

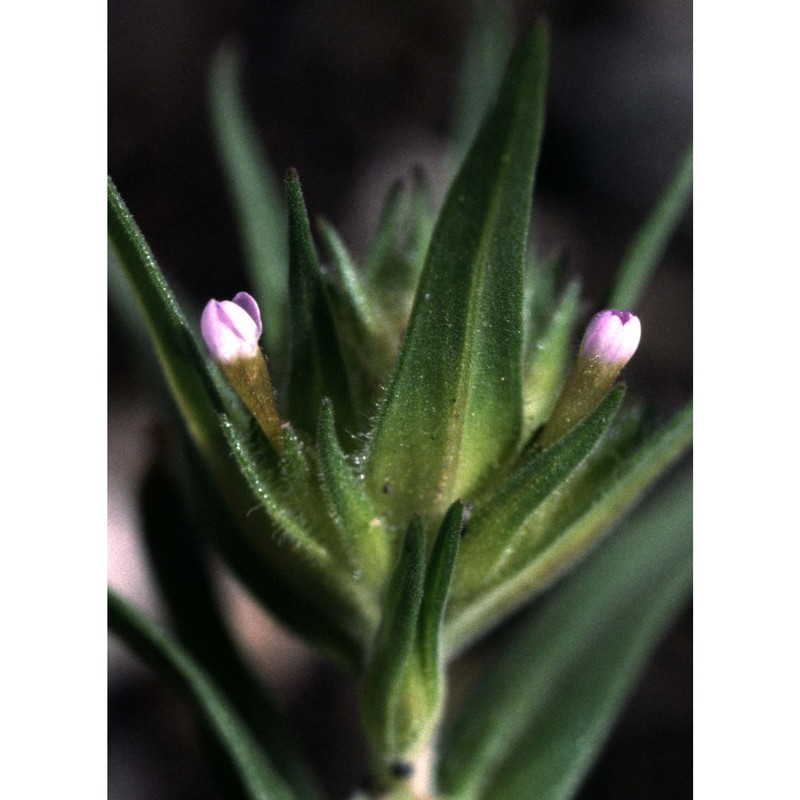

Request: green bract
left=109, top=20, right=692, bottom=800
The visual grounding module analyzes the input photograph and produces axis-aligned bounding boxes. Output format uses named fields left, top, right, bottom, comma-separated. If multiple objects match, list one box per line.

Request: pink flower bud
left=200, top=291, right=263, bottom=363
left=580, top=309, right=641, bottom=366
left=538, top=310, right=641, bottom=447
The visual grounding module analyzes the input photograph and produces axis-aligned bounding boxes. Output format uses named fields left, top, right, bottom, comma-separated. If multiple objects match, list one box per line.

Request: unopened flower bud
left=201, top=291, right=262, bottom=364
left=539, top=310, right=641, bottom=447
left=200, top=292, right=283, bottom=451
left=580, top=309, right=641, bottom=366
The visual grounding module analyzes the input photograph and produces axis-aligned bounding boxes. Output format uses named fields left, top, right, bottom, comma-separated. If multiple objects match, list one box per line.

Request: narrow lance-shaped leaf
left=140, top=455, right=234, bottom=655
left=475, top=473, right=690, bottom=800
left=110, top=236, right=368, bottom=667
left=522, top=280, right=582, bottom=437
left=138, top=457, right=326, bottom=800
left=209, top=42, right=288, bottom=353
left=362, top=506, right=463, bottom=779
left=608, top=145, right=693, bottom=310
left=317, top=399, right=390, bottom=586
left=521, top=247, right=558, bottom=357
left=219, top=414, right=330, bottom=563
left=366, top=26, right=550, bottom=524
left=415, top=500, right=464, bottom=701
left=276, top=423, right=360, bottom=571
left=216, top=416, right=379, bottom=642
left=178, top=428, right=366, bottom=668
left=108, top=244, right=166, bottom=387
left=364, top=179, right=404, bottom=285
left=455, top=385, right=625, bottom=599
left=487, top=567, right=691, bottom=800
left=361, top=517, right=426, bottom=761
left=437, top=469, right=692, bottom=800
left=446, top=401, right=692, bottom=653
left=286, top=168, right=355, bottom=438
left=317, top=217, right=381, bottom=337
left=405, top=166, right=435, bottom=280
left=215, top=395, right=379, bottom=667
left=450, top=0, right=513, bottom=165
left=108, top=590, right=300, bottom=800
left=107, top=179, right=231, bottom=471
left=317, top=219, right=395, bottom=414
left=224, top=419, right=384, bottom=667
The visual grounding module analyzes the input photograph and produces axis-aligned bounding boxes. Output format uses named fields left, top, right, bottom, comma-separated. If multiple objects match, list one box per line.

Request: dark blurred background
left=108, top=0, right=691, bottom=797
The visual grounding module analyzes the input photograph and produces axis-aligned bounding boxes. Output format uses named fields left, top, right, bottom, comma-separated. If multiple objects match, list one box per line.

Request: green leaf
left=361, top=517, right=427, bottom=759
left=405, top=166, right=435, bottom=280
left=437, top=469, right=692, bottom=800
left=138, top=457, right=326, bottom=800
left=366, top=26, right=550, bottom=524
left=317, top=217, right=381, bottom=338
left=108, top=244, right=164, bottom=382
left=139, top=455, right=243, bottom=658
left=522, top=279, right=581, bottom=437
left=451, top=0, right=514, bottom=165
left=454, top=386, right=625, bottom=601
left=178, top=430, right=366, bottom=669
left=108, top=178, right=232, bottom=472
left=416, top=501, right=464, bottom=690
left=286, top=169, right=355, bottom=437
left=361, top=505, right=465, bottom=779
left=108, top=590, right=301, bottom=800
left=110, top=223, right=362, bottom=671
left=316, top=219, right=395, bottom=414
left=364, top=179, right=404, bottom=284
left=217, top=413, right=378, bottom=642
left=363, top=180, right=423, bottom=340
left=109, top=235, right=369, bottom=673
left=219, top=414, right=331, bottom=563
left=446, top=401, right=692, bottom=653
left=317, top=399, right=390, bottom=586
left=522, top=247, right=556, bottom=355
left=209, top=42, right=288, bottom=354
left=608, top=145, right=692, bottom=310
left=277, top=424, right=363, bottom=570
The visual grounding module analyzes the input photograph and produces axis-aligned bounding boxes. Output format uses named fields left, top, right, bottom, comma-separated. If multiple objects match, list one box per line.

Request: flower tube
left=539, top=310, right=641, bottom=447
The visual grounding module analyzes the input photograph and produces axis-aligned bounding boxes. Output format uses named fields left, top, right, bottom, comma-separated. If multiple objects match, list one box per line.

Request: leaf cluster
left=109, top=16, right=691, bottom=800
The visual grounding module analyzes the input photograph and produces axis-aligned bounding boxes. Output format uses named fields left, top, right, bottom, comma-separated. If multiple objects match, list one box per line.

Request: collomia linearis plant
left=109, top=20, right=692, bottom=800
